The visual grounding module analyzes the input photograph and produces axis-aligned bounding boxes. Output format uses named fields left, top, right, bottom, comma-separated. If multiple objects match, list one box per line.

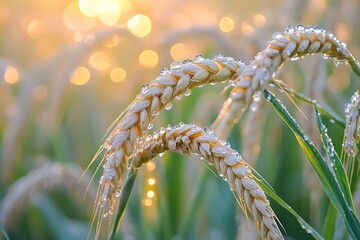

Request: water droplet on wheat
left=164, top=102, right=173, bottom=110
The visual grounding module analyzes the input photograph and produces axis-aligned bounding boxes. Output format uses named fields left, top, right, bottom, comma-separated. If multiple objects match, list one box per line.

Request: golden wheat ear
left=92, top=56, right=246, bottom=224
left=213, top=25, right=358, bottom=139
left=132, top=123, right=283, bottom=240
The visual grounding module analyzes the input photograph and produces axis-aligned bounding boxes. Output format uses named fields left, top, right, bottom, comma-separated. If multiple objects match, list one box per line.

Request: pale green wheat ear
left=213, top=24, right=360, bottom=139
left=132, top=124, right=283, bottom=240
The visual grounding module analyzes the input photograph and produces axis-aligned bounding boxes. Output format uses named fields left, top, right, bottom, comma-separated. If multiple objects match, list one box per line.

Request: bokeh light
left=69, top=66, right=90, bottom=85
left=63, top=1, right=96, bottom=32
left=147, top=178, right=156, bottom=186
left=4, top=66, right=19, bottom=84
left=219, top=17, right=234, bottom=32
left=97, top=0, right=122, bottom=26
left=252, top=13, right=266, bottom=27
left=170, top=43, right=187, bottom=61
left=89, top=51, right=111, bottom=71
left=142, top=198, right=152, bottom=207
left=240, top=22, right=254, bottom=36
left=110, top=67, right=126, bottom=83
left=146, top=190, right=155, bottom=198
left=146, top=162, right=156, bottom=171
left=27, top=19, right=40, bottom=39
left=139, top=50, right=158, bottom=68
left=127, top=14, right=152, bottom=38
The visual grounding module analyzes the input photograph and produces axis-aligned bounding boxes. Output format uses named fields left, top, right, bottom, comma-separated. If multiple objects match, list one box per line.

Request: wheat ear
left=344, top=91, right=360, bottom=157
left=94, top=56, right=246, bottom=217
left=0, top=162, right=96, bottom=229
left=132, top=124, right=283, bottom=240
left=213, top=25, right=358, bottom=139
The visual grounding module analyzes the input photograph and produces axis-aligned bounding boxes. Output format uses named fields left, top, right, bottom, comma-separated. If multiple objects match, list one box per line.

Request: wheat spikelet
left=94, top=56, right=246, bottom=219
left=344, top=91, right=360, bottom=157
left=213, top=25, right=357, bottom=139
left=0, top=162, right=96, bottom=229
left=132, top=124, right=283, bottom=240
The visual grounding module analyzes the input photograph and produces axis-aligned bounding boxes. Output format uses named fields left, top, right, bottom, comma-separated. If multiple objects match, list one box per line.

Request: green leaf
left=264, top=89, right=360, bottom=239
left=256, top=179, right=324, bottom=240
left=314, top=107, right=354, bottom=210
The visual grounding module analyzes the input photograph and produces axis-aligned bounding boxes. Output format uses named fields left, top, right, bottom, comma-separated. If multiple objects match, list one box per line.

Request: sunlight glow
left=142, top=198, right=152, bottom=207
left=170, top=43, right=187, bottom=61
left=146, top=190, right=155, bottom=198
left=219, top=17, right=234, bottom=32
left=110, top=67, right=126, bottom=83
left=146, top=162, right=156, bottom=171
left=89, top=51, right=111, bottom=71
left=63, top=1, right=96, bottom=31
left=4, top=66, right=19, bottom=84
left=127, top=14, right=152, bottom=38
left=252, top=13, right=266, bottom=27
left=70, top=66, right=90, bottom=85
left=139, top=50, right=158, bottom=68
left=147, top=178, right=156, bottom=186
left=241, top=23, right=254, bottom=36
left=27, top=19, right=40, bottom=38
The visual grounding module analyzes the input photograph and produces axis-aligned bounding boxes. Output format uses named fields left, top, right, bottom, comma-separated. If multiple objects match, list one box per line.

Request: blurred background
left=0, top=0, right=359, bottom=239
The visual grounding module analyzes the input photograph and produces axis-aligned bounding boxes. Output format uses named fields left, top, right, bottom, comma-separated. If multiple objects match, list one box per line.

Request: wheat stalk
left=213, top=24, right=359, bottom=139
left=0, top=162, right=96, bottom=229
left=94, top=56, right=246, bottom=218
left=132, top=123, right=283, bottom=240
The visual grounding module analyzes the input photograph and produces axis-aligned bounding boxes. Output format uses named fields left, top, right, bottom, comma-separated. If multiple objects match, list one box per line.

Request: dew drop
left=175, top=95, right=182, bottom=100
left=285, top=25, right=294, bottom=34
left=164, top=102, right=173, bottom=110
left=204, top=126, right=214, bottom=135
left=170, top=61, right=181, bottom=70
left=141, top=84, right=149, bottom=94
left=148, top=123, right=154, bottom=129
left=272, top=31, right=284, bottom=40
left=195, top=54, right=205, bottom=62
left=295, top=24, right=304, bottom=32
left=184, top=89, right=191, bottom=96
left=160, top=68, right=170, bottom=75
left=290, top=56, right=299, bottom=61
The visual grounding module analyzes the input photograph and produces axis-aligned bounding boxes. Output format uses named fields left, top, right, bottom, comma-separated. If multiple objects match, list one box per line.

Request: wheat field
left=0, top=0, right=359, bottom=239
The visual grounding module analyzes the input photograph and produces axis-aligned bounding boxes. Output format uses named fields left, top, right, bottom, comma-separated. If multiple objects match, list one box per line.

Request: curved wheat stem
left=132, top=124, right=283, bottom=240
left=213, top=25, right=359, bottom=139
left=94, top=56, right=246, bottom=218
left=0, top=162, right=96, bottom=229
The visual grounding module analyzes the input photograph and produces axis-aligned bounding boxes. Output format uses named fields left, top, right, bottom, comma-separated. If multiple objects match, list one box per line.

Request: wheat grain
left=132, top=123, right=283, bottom=240
left=0, top=162, right=96, bottom=229
left=213, top=25, right=357, bottom=139
left=94, top=56, right=246, bottom=219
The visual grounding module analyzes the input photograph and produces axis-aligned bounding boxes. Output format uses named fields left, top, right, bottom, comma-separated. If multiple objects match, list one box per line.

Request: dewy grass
left=92, top=25, right=360, bottom=239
